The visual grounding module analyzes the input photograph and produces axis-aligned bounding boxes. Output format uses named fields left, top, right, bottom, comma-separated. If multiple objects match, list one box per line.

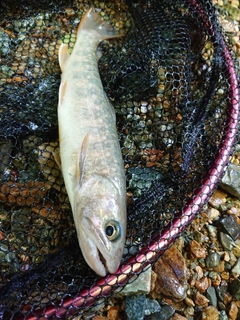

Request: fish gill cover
left=0, top=0, right=239, bottom=319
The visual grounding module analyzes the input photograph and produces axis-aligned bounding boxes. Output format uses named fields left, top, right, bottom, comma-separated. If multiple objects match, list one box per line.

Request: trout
left=58, top=8, right=126, bottom=276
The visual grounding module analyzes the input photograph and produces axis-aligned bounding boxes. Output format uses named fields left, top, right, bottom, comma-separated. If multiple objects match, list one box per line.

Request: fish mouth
left=79, top=217, right=120, bottom=276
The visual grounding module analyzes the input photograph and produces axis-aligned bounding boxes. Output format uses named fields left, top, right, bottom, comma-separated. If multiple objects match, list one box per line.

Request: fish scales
left=58, top=8, right=126, bottom=277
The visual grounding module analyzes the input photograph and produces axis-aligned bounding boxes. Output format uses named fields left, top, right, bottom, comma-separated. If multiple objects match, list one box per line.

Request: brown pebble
left=201, top=306, right=219, bottom=320
left=185, top=297, right=195, bottom=307
left=107, top=306, right=119, bottom=320
left=194, top=291, right=209, bottom=307
left=171, top=313, right=188, bottom=320
left=214, top=260, right=225, bottom=273
left=150, top=270, right=157, bottom=292
left=93, top=316, right=108, bottom=320
left=195, top=277, right=209, bottom=293
left=0, top=230, right=6, bottom=240
left=228, top=301, right=238, bottom=320
left=208, top=189, right=227, bottom=208
left=153, top=246, right=187, bottom=301
left=189, top=240, right=207, bottom=259
left=223, top=292, right=233, bottom=305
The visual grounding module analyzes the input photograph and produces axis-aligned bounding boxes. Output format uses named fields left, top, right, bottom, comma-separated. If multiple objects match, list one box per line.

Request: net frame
left=7, top=0, right=239, bottom=319
left=0, top=0, right=239, bottom=318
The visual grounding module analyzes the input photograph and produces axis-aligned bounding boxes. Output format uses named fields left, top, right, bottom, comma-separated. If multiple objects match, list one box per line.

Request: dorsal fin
left=58, top=43, right=70, bottom=71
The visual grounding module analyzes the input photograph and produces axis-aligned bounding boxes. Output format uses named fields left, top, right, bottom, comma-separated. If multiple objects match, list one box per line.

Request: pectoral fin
left=58, top=43, right=70, bottom=71
left=77, top=133, right=89, bottom=187
left=53, top=151, right=62, bottom=170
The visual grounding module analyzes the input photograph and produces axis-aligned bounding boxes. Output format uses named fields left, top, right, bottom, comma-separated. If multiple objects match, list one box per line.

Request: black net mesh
left=0, top=0, right=239, bottom=318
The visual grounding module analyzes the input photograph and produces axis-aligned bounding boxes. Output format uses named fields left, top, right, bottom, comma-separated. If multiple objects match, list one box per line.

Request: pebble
left=220, top=232, right=236, bottom=251
left=205, top=252, right=220, bottom=268
left=189, top=240, right=207, bottom=259
left=145, top=303, right=175, bottom=320
left=231, top=258, right=240, bottom=275
left=125, top=294, right=146, bottom=320
left=195, top=277, right=209, bottom=293
left=194, top=291, right=209, bottom=307
left=171, top=313, right=188, bottom=320
left=220, top=215, right=240, bottom=240
left=220, top=163, right=240, bottom=200
left=208, top=190, right=227, bottom=208
left=201, top=306, right=219, bottom=320
left=144, top=298, right=161, bottom=316
left=206, top=286, right=217, bottom=307
left=219, top=311, right=228, bottom=320
left=228, top=301, right=238, bottom=320
left=216, top=286, right=228, bottom=302
left=153, top=246, right=187, bottom=301
left=229, top=278, right=240, bottom=300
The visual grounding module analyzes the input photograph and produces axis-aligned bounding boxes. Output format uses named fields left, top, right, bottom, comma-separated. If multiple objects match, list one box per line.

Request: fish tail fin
left=77, top=8, right=124, bottom=41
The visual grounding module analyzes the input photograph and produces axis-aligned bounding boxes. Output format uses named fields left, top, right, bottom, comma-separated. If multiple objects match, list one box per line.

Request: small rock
left=228, top=301, right=238, bottom=320
left=216, top=286, right=228, bottom=303
left=205, top=252, right=220, bottom=268
left=206, top=286, right=217, bottom=308
left=207, top=208, right=220, bottom=221
left=171, top=313, right=188, bottom=320
left=145, top=303, right=175, bottom=320
left=219, top=232, right=235, bottom=251
left=232, top=239, right=240, bottom=258
left=153, top=246, right=187, bottom=301
left=144, top=298, right=161, bottom=316
left=121, top=267, right=152, bottom=295
left=219, top=215, right=240, bottom=240
left=220, top=163, right=240, bottom=200
left=232, top=258, right=240, bottom=275
left=125, top=294, right=146, bottom=320
left=195, top=277, right=209, bottom=293
left=107, top=306, right=119, bottom=320
left=189, top=240, right=207, bottom=259
left=229, top=278, right=240, bottom=300
left=194, top=291, right=209, bottom=308
left=185, top=297, right=195, bottom=307
left=201, top=306, right=219, bottom=320
left=218, top=310, right=228, bottom=320
left=208, top=189, right=227, bottom=208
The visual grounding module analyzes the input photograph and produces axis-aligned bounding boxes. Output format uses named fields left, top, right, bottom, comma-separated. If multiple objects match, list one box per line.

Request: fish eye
left=105, top=220, right=121, bottom=241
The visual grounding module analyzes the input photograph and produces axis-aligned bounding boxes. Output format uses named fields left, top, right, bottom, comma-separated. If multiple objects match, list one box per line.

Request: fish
left=57, top=8, right=126, bottom=277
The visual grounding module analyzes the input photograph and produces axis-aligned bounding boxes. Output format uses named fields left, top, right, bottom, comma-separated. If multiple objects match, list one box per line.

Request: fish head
left=73, top=175, right=126, bottom=277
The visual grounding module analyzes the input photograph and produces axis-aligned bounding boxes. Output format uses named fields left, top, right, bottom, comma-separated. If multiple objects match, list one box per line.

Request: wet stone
left=145, top=303, right=175, bottom=320
left=216, top=286, right=228, bottom=302
left=125, top=294, right=146, bottom=320
left=205, top=252, right=220, bottom=268
left=220, top=163, right=240, bottom=200
left=206, top=286, right=217, bottom=307
left=144, top=298, right=161, bottom=316
left=229, top=278, right=240, bottom=300
left=231, top=258, right=240, bottom=274
left=201, top=306, right=219, bottom=320
left=219, top=311, right=228, bottom=320
left=219, top=215, right=240, bottom=240
left=220, top=232, right=236, bottom=251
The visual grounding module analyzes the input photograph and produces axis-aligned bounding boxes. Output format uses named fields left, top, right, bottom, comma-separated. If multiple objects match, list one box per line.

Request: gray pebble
left=219, top=310, right=228, bottom=320
left=219, top=232, right=235, bottom=251
left=216, top=286, right=227, bottom=302
left=144, top=298, right=161, bottom=316
left=229, top=278, right=240, bottom=300
left=219, top=215, right=240, bottom=240
left=125, top=294, right=146, bottom=320
left=145, top=304, right=174, bottom=320
left=205, top=252, right=220, bottom=268
left=206, top=286, right=217, bottom=307
left=232, top=258, right=240, bottom=275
